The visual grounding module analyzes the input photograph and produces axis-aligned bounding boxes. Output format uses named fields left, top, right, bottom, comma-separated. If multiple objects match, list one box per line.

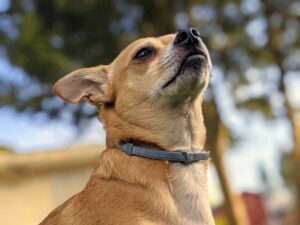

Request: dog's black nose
left=174, top=28, right=200, bottom=46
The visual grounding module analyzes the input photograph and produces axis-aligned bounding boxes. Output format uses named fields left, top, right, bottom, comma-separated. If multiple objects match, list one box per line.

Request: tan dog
left=40, top=28, right=215, bottom=225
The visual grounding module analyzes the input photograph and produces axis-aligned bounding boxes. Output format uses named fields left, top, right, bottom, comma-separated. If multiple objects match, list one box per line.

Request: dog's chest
left=169, top=163, right=214, bottom=225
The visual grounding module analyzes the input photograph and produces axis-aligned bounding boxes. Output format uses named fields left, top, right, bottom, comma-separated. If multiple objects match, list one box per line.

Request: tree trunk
left=278, top=68, right=300, bottom=222
left=294, top=119, right=300, bottom=222
left=211, top=121, right=250, bottom=225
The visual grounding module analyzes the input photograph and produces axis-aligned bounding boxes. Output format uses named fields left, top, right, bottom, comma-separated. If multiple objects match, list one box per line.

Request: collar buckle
left=181, top=151, right=191, bottom=164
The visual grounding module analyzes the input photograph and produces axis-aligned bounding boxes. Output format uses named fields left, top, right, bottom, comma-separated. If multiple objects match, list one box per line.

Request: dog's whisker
left=150, top=60, right=175, bottom=74
left=150, top=59, right=169, bottom=70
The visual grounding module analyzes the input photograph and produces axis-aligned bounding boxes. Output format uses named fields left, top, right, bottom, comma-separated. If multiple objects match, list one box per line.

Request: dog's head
left=54, top=28, right=212, bottom=147
left=54, top=28, right=211, bottom=106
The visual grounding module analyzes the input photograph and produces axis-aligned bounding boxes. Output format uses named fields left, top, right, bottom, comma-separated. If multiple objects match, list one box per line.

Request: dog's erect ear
left=53, top=65, right=113, bottom=105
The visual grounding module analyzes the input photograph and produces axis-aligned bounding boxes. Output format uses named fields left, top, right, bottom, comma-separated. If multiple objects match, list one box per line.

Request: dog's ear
left=53, top=65, right=113, bottom=105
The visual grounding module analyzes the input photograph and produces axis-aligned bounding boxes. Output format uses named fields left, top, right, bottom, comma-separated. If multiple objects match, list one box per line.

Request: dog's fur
left=40, top=33, right=215, bottom=225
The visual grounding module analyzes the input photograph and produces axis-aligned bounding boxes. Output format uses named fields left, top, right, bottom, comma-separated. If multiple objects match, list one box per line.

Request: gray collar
left=120, top=142, right=209, bottom=164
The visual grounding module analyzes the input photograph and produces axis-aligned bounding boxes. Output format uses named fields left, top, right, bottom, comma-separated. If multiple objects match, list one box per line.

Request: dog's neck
left=101, top=96, right=206, bottom=152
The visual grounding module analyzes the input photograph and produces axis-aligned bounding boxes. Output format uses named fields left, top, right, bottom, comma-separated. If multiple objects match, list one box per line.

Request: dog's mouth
left=162, top=49, right=207, bottom=89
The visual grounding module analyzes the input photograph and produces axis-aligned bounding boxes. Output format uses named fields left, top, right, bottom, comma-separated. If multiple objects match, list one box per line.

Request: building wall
left=0, top=146, right=102, bottom=225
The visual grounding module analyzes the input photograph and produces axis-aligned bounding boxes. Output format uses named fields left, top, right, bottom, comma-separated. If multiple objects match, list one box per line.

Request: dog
left=40, top=28, right=215, bottom=225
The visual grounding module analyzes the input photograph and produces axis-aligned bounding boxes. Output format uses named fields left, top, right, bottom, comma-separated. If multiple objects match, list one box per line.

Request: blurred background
left=0, top=0, right=299, bottom=225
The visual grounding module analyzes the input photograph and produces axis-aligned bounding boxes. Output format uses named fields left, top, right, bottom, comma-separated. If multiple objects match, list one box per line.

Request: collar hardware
left=181, top=151, right=191, bottom=164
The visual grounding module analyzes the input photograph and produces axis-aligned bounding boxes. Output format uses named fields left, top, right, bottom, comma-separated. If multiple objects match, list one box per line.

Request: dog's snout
left=174, top=28, right=200, bottom=46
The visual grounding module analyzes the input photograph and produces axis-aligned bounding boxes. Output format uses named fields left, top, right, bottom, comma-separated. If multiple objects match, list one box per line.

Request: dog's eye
left=134, top=47, right=154, bottom=60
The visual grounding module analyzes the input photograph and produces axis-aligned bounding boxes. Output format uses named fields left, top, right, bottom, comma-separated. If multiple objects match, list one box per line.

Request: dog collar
left=120, top=142, right=209, bottom=164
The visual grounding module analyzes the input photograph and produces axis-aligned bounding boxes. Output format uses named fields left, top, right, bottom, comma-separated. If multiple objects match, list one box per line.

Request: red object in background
left=213, top=192, right=268, bottom=225
left=242, top=192, right=268, bottom=225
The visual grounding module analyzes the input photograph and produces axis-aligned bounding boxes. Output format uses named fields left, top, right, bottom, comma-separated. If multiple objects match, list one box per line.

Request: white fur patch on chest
left=169, top=162, right=215, bottom=225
